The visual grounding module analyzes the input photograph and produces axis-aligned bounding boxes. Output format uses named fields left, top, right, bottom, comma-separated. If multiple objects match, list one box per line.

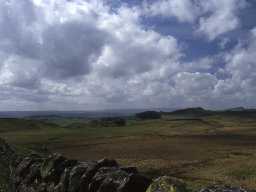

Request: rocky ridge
left=1, top=137, right=152, bottom=192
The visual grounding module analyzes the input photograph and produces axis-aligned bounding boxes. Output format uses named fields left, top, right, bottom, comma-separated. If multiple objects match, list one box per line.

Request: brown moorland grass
left=1, top=113, right=256, bottom=190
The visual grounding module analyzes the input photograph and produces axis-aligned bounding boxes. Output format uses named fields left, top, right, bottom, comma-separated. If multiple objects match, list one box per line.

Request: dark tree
left=90, top=117, right=126, bottom=127
left=135, top=111, right=161, bottom=120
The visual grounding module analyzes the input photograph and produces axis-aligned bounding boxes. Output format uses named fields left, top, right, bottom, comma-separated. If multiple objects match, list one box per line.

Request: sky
left=0, top=0, right=256, bottom=111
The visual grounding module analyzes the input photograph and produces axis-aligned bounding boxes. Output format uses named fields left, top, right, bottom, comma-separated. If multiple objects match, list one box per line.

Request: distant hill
left=166, top=107, right=212, bottom=117
left=0, top=108, right=175, bottom=119
left=225, top=107, right=246, bottom=112
left=0, top=118, right=57, bottom=133
left=163, top=107, right=256, bottom=118
left=171, top=107, right=206, bottom=113
left=136, top=111, right=162, bottom=120
left=0, top=107, right=255, bottom=119
left=0, top=110, right=135, bottom=119
left=225, top=107, right=256, bottom=112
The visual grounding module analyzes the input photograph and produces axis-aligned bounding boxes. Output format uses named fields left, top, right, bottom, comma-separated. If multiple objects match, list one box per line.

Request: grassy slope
left=1, top=111, right=256, bottom=190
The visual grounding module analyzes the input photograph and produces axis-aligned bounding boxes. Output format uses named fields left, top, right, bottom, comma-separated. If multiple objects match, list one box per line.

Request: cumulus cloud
left=222, top=27, right=256, bottom=96
left=0, top=56, right=41, bottom=89
left=143, top=0, right=199, bottom=23
left=0, top=0, right=110, bottom=80
left=0, top=0, right=255, bottom=110
left=144, top=0, right=247, bottom=40
left=196, top=0, right=247, bottom=40
left=173, top=72, right=218, bottom=104
left=0, top=0, right=182, bottom=110
left=42, top=20, right=108, bottom=79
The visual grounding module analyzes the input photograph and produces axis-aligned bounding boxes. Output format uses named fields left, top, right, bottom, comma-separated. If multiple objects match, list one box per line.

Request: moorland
left=1, top=108, right=256, bottom=190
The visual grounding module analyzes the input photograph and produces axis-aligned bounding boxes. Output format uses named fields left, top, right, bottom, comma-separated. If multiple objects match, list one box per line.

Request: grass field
left=1, top=110, right=256, bottom=190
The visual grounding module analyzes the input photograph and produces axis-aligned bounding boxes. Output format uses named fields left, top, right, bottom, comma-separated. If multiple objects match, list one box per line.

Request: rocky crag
left=0, top=137, right=151, bottom=192
left=0, top=138, right=251, bottom=192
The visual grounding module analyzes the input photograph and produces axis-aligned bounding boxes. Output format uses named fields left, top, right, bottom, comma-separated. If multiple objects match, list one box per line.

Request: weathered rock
left=89, top=167, right=124, bottom=192
left=15, top=156, right=40, bottom=188
left=16, top=157, right=34, bottom=178
left=68, top=162, right=91, bottom=192
left=120, top=167, right=138, bottom=174
left=54, top=168, right=71, bottom=192
left=23, top=162, right=41, bottom=185
left=199, top=185, right=248, bottom=192
left=97, top=158, right=119, bottom=168
left=38, top=183, right=48, bottom=192
left=80, top=159, right=120, bottom=192
left=41, top=154, right=77, bottom=184
left=88, top=167, right=151, bottom=192
left=1, top=138, right=152, bottom=192
left=146, top=176, right=187, bottom=192
left=118, top=173, right=152, bottom=192
left=97, top=178, right=117, bottom=192
left=0, top=138, right=16, bottom=160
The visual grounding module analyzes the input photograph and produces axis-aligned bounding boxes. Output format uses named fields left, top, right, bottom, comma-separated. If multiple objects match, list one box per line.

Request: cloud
left=143, top=0, right=199, bottom=23
left=0, top=0, right=255, bottom=110
left=94, top=32, right=180, bottom=78
left=0, top=0, right=182, bottom=109
left=173, top=72, right=218, bottom=104
left=0, top=55, right=41, bottom=89
left=41, top=20, right=108, bottom=79
left=0, top=0, right=110, bottom=80
left=196, top=0, right=247, bottom=40
left=222, top=27, right=256, bottom=96
left=144, top=0, right=247, bottom=40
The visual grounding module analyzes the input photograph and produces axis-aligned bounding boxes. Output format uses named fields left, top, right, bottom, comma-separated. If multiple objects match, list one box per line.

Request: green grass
left=227, top=165, right=256, bottom=180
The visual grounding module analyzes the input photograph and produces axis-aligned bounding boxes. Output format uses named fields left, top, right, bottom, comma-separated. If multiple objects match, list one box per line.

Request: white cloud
left=196, top=0, right=247, bottom=40
left=143, top=0, right=199, bottom=23
left=174, top=72, right=217, bottom=97
left=223, top=27, right=256, bottom=92
left=0, top=55, right=41, bottom=88
left=0, top=0, right=183, bottom=110
left=144, top=0, right=247, bottom=40
left=209, top=27, right=256, bottom=108
left=0, top=0, right=255, bottom=110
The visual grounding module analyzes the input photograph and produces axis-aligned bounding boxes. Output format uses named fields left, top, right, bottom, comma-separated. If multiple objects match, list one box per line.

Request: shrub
left=90, top=117, right=126, bottom=127
left=136, top=111, right=161, bottom=120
